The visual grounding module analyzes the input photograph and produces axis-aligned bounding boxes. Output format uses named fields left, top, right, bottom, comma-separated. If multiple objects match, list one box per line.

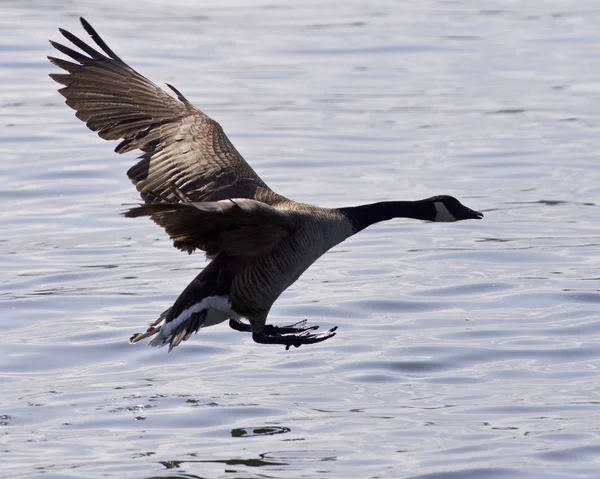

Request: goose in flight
left=48, top=18, right=483, bottom=351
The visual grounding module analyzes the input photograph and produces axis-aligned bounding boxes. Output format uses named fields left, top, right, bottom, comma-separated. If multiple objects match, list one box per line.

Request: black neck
left=339, top=200, right=434, bottom=232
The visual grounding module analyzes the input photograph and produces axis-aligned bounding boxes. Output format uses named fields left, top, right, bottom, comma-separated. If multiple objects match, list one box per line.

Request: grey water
left=2, top=1, right=600, bottom=478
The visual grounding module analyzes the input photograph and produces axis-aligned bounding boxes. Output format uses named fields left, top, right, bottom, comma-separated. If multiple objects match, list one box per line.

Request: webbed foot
left=229, top=318, right=319, bottom=335
left=252, top=326, right=338, bottom=350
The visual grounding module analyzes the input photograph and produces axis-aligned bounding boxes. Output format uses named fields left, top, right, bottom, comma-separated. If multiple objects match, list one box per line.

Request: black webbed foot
left=252, top=326, right=338, bottom=350
left=264, top=319, right=319, bottom=335
left=229, top=318, right=319, bottom=335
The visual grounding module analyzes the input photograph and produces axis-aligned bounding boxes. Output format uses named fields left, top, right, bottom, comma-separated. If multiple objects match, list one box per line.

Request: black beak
left=460, top=205, right=484, bottom=220
left=467, top=209, right=484, bottom=220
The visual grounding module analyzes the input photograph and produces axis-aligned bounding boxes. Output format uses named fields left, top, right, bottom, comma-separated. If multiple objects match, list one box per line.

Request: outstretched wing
left=124, top=198, right=295, bottom=258
left=48, top=17, right=282, bottom=204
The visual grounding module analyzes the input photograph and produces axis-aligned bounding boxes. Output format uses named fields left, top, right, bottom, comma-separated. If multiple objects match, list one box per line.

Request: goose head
left=428, top=195, right=484, bottom=222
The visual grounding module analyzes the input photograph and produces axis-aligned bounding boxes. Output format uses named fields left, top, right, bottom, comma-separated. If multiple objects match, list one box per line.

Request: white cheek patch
left=433, top=202, right=457, bottom=222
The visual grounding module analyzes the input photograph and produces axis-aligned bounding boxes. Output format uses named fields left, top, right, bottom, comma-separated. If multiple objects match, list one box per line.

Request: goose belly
left=230, top=214, right=354, bottom=313
left=233, top=236, right=339, bottom=310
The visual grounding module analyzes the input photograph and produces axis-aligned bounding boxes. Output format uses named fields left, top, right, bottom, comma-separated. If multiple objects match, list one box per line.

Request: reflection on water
left=231, top=426, right=291, bottom=437
left=2, top=1, right=600, bottom=478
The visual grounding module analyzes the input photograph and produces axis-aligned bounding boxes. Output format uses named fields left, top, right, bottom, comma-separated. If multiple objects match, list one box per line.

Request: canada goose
left=48, top=18, right=483, bottom=351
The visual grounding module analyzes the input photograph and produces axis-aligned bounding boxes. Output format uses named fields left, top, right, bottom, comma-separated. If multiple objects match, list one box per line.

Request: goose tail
left=129, top=307, right=171, bottom=344
left=130, top=258, right=235, bottom=352
left=148, top=308, right=209, bottom=351
left=130, top=304, right=211, bottom=352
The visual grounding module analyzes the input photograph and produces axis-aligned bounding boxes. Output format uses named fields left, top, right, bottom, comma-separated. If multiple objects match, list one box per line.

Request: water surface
left=1, top=1, right=600, bottom=478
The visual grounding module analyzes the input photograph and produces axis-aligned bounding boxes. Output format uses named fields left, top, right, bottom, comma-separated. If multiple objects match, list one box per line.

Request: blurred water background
left=1, top=1, right=600, bottom=478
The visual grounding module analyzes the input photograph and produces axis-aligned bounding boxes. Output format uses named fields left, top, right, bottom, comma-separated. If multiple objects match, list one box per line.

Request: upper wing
left=48, top=17, right=282, bottom=204
left=124, top=198, right=295, bottom=258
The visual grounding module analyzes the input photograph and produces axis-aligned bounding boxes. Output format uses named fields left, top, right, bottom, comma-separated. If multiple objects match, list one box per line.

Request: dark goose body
left=48, top=18, right=483, bottom=351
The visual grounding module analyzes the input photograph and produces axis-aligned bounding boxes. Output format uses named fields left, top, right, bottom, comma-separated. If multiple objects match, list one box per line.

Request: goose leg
left=229, top=318, right=319, bottom=335
left=252, top=326, right=338, bottom=350
left=229, top=318, right=251, bottom=332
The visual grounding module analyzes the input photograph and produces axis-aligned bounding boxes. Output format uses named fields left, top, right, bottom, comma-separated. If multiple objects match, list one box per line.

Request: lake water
left=2, top=1, right=600, bottom=478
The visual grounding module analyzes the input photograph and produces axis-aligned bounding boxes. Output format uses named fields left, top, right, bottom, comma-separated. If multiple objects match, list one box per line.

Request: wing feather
left=49, top=18, right=283, bottom=205
left=124, top=198, right=294, bottom=257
